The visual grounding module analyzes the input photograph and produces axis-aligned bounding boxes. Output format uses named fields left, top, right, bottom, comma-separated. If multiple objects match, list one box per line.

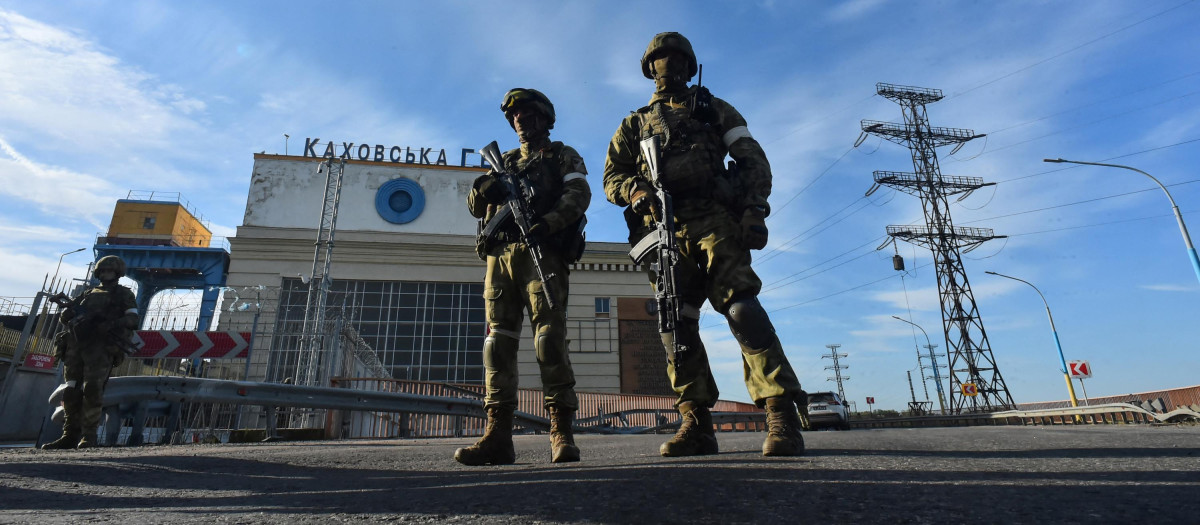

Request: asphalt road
left=1, top=425, right=1197, bottom=524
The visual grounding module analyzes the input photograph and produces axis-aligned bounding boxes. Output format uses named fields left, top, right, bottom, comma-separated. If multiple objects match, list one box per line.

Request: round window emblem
left=375, top=178, right=424, bottom=224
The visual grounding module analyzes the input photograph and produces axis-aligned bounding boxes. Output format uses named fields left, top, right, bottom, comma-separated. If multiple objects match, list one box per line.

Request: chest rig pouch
left=636, top=97, right=728, bottom=200
left=475, top=142, right=587, bottom=263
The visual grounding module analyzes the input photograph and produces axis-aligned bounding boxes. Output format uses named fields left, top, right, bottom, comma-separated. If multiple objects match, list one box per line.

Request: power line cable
left=1007, top=209, right=1191, bottom=237
left=960, top=179, right=1200, bottom=225
left=768, top=145, right=857, bottom=220
left=995, top=136, right=1200, bottom=184
left=981, top=69, right=1200, bottom=137
left=975, top=89, right=1200, bottom=157
left=762, top=235, right=887, bottom=291
left=948, top=0, right=1197, bottom=99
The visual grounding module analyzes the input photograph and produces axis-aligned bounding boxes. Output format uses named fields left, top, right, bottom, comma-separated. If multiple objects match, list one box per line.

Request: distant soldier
left=42, top=255, right=139, bottom=449
left=457, top=88, right=591, bottom=465
left=603, top=32, right=807, bottom=457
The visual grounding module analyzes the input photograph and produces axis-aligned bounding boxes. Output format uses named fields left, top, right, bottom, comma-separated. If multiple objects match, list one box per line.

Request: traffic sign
left=866, top=397, right=875, bottom=404
left=1067, top=360, right=1092, bottom=378
left=962, top=383, right=978, bottom=396
left=132, top=331, right=252, bottom=359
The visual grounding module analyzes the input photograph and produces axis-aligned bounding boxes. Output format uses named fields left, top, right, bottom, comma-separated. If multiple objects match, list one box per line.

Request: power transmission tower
left=917, top=343, right=946, bottom=404
left=862, top=82, right=1016, bottom=412
left=822, top=344, right=849, bottom=401
left=296, top=158, right=346, bottom=388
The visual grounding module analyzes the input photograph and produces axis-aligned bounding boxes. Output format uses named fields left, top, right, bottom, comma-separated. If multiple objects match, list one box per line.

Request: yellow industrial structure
left=103, top=192, right=211, bottom=248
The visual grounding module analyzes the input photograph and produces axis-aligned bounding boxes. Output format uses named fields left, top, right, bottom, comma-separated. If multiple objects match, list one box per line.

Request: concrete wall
left=0, top=366, right=58, bottom=441
left=244, top=155, right=485, bottom=236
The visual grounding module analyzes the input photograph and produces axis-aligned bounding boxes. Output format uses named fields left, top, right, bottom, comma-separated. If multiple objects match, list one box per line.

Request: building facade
left=223, top=153, right=666, bottom=395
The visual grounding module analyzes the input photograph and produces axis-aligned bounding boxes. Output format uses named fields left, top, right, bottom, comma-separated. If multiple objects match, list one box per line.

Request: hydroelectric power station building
left=223, top=142, right=669, bottom=396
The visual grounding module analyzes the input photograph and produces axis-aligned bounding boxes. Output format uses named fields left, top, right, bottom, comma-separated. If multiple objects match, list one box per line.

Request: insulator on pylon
left=892, top=254, right=905, bottom=271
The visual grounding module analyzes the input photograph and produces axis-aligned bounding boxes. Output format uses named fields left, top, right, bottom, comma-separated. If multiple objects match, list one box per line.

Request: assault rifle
left=627, top=135, right=688, bottom=364
left=478, top=141, right=559, bottom=310
left=48, top=292, right=141, bottom=357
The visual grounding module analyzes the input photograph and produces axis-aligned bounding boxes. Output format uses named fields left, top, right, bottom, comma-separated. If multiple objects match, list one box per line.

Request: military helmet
left=641, top=32, right=698, bottom=80
left=501, top=88, right=555, bottom=130
left=93, top=255, right=126, bottom=279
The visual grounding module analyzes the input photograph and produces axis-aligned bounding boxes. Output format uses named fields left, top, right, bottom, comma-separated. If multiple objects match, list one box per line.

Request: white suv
left=806, top=391, right=850, bottom=430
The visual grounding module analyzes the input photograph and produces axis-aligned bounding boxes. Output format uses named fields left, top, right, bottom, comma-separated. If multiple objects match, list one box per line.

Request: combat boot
left=76, top=427, right=99, bottom=449
left=660, top=401, right=718, bottom=457
left=762, top=396, right=805, bottom=457
left=454, top=406, right=516, bottom=466
left=548, top=406, right=580, bottom=463
left=41, top=427, right=81, bottom=450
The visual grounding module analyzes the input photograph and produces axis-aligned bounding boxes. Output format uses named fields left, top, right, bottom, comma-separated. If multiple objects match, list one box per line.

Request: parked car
left=806, top=391, right=850, bottom=430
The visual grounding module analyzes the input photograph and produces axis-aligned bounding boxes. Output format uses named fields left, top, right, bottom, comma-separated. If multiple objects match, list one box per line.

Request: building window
left=142, top=215, right=157, bottom=229
left=268, top=278, right=486, bottom=385
left=594, top=297, right=611, bottom=318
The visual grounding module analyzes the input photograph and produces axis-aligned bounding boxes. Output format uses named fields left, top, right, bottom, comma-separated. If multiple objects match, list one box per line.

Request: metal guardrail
left=852, top=403, right=1200, bottom=429
left=42, top=377, right=767, bottom=446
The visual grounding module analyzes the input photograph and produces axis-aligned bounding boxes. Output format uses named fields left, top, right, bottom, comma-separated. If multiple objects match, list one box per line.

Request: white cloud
left=0, top=222, right=90, bottom=244
left=1140, top=283, right=1196, bottom=292
left=0, top=9, right=203, bottom=153
left=0, top=136, right=120, bottom=228
left=826, top=0, right=888, bottom=22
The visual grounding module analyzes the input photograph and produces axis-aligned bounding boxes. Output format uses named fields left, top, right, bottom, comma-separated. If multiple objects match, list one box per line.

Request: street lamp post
left=985, top=271, right=1081, bottom=409
left=1044, top=158, right=1200, bottom=286
left=52, top=248, right=87, bottom=288
left=891, top=315, right=947, bottom=414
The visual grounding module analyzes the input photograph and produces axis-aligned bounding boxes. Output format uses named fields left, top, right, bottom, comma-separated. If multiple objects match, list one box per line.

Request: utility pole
left=864, top=82, right=1015, bottom=413
left=822, top=344, right=849, bottom=402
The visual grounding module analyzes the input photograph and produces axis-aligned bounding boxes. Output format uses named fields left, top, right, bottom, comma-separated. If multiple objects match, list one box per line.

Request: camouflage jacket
left=603, top=85, right=772, bottom=221
left=467, top=139, right=591, bottom=239
left=60, top=282, right=138, bottom=346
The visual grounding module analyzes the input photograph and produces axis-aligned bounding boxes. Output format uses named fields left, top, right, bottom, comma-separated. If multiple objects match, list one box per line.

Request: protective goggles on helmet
left=501, top=89, right=541, bottom=113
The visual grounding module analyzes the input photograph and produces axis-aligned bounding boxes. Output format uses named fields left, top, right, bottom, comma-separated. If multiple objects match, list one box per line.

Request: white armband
left=722, top=126, right=753, bottom=147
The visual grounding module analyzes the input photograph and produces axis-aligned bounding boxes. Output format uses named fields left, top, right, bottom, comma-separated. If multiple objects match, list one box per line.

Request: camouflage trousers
left=61, top=340, right=116, bottom=436
left=482, top=243, right=578, bottom=411
left=640, top=210, right=803, bottom=408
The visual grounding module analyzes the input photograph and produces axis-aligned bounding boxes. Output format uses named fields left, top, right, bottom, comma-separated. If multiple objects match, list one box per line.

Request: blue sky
left=2, top=1, right=1198, bottom=411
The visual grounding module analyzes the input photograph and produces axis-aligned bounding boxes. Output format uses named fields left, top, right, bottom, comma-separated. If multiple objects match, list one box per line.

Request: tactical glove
left=741, top=206, right=769, bottom=250
left=526, top=219, right=549, bottom=242
left=629, top=182, right=660, bottom=218
left=478, top=175, right=510, bottom=204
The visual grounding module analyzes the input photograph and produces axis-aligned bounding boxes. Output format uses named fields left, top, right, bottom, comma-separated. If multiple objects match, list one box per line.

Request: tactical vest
left=634, top=93, right=728, bottom=199
left=476, top=142, right=586, bottom=261
left=70, top=285, right=130, bottom=339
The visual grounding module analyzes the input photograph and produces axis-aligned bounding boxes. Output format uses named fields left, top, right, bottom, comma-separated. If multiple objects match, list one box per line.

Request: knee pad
left=535, top=333, right=568, bottom=366
left=724, top=297, right=776, bottom=351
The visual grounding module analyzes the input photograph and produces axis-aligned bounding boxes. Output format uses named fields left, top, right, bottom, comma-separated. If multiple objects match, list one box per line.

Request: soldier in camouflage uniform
left=42, top=255, right=139, bottom=449
left=604, top=32, right=807, bottom=457
left=456, top=88, right=591, bottom=465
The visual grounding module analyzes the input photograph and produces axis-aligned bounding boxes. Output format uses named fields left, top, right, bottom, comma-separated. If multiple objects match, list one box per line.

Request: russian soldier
left=42, top=255, right=139, bottom=449
left=603, top=32, right=807, bottom=457
left=456, top=88, right=591, bottom=465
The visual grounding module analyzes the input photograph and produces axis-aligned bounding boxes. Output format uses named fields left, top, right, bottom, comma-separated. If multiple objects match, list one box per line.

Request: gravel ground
left=1, top=425, right=1197, bottom=524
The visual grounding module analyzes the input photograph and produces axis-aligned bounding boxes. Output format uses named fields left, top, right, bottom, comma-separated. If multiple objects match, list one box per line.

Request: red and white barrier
left=131, top=331, right=251, bottom=359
